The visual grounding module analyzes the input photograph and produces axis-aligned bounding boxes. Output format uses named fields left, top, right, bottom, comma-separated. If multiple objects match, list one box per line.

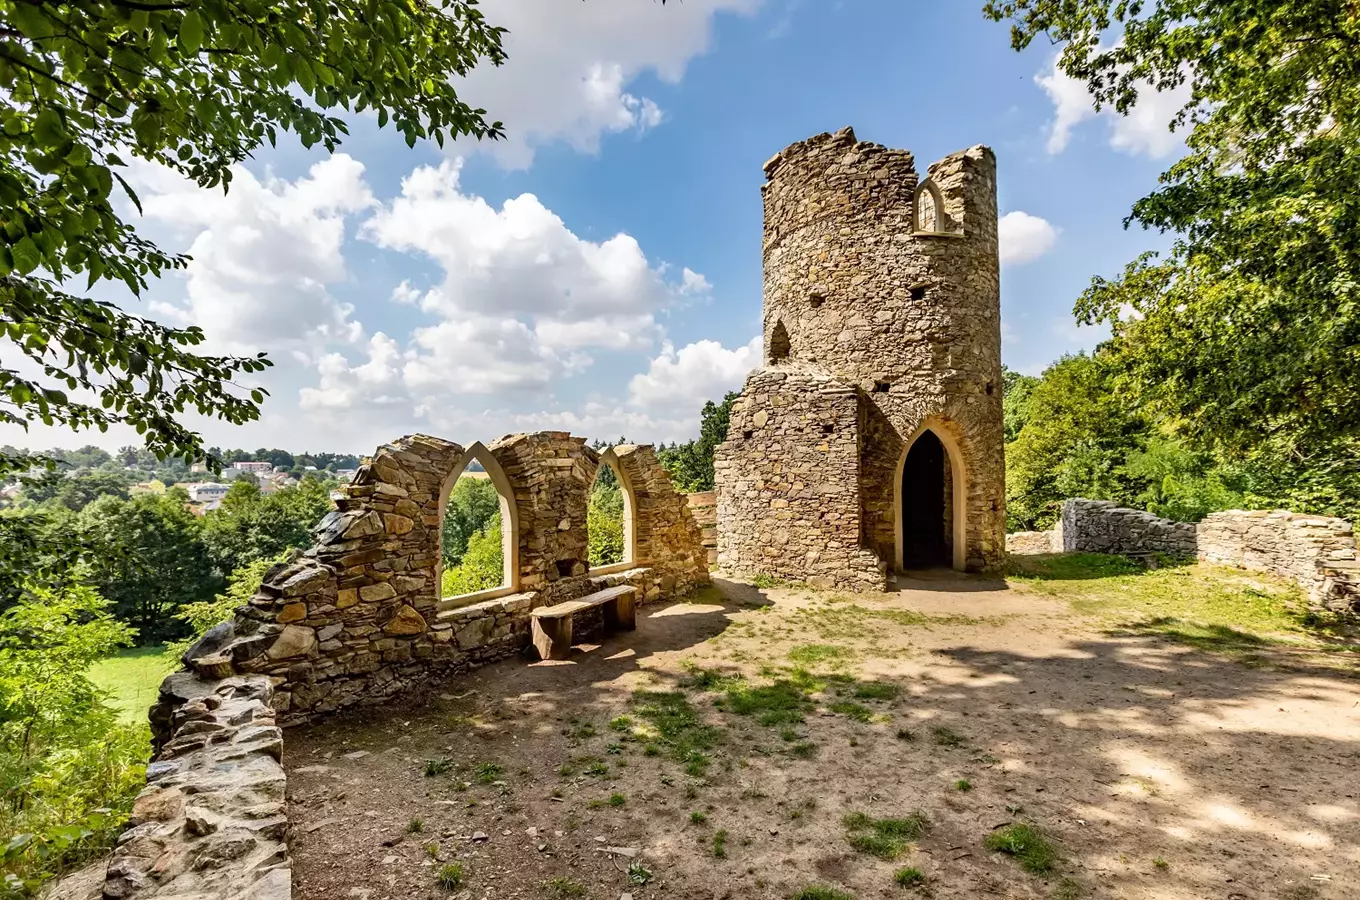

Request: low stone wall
left=106, top=674, right=287, bottom=899
left=1006, top=529, right=1060, bottom=555
left=107, top=431, right=711, bottom=900
left=1060, top=498, right=1360, bottom=613
left=685, top=491, right=718, bottom=566
left=1197, top=509, right=1358, bottom=610
left=1061, top=499, right=1197, bottom=558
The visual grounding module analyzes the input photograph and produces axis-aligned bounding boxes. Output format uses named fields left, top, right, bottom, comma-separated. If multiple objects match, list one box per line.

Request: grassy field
left=90, top=645, right=175, bottom=722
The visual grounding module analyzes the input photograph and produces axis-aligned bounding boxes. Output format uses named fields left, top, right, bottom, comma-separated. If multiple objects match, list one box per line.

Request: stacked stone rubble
left=106, top=675, right=287, bottom=900
left=1061, top=499, right=1197, bottom=558
left=685, top=491, right=718, bottom=566
left=1006, top=529, right=1061, bottom=555
left=1197, top=509, right=1359, bottom=612
left=718, top=127, right=1006, bottom=588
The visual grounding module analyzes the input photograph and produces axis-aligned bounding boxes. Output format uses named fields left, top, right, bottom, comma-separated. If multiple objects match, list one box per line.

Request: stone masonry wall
left=1060, top=499, right=1360, bottom=613
left=1061, top=499, right=1198, bottom=558
left=685, top=491, right=718, bottom=566
left=1197, top=509, right=1359, bottom=611
left=718, top=127, right=1005, bottom=586
left=716, top=367, right=885, bottom=590
left=1006, top=528, right=1061, bottom=555
left=166, top=431, right=710, bottom=728
left=116, top=432, right=710, bottom=900
left=106, top=674, right=287, bottom=900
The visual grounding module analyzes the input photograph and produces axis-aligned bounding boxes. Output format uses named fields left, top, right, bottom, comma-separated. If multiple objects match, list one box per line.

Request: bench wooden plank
left=531, top=585, right=634, bottom=619
left=530, top=585, right=636, bottom=660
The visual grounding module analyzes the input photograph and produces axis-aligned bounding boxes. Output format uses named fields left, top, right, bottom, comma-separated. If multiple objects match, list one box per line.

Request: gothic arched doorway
left=899, top=429, right=951, bottom=568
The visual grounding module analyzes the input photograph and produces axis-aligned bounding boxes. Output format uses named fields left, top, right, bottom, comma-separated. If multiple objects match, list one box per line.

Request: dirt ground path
left=284, top=571, right=1360, bottom=900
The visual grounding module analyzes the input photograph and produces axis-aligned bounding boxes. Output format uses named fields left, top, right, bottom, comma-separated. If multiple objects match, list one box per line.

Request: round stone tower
left=716, top=127, right=1005, bottom=583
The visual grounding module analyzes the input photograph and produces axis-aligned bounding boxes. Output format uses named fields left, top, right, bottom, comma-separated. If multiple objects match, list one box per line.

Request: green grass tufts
left=985, top=823, right=1058, bottom=874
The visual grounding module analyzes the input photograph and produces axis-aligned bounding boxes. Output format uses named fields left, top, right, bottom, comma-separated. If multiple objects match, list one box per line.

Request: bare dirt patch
left=285, top=566, right=1359, bottom=900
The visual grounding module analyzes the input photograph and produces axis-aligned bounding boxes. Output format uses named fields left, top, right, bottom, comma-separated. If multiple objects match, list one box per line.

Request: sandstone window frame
left=893, top=420, right=967, bottom=572
left=437, top=441, right=521, bottom=607
left=587, top=447, right=639, bottom=577
left=911, top=179, right=963, bottom=238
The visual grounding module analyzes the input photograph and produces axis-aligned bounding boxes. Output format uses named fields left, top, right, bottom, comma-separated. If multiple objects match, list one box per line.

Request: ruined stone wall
left=169, top=432, right=709, bottom=728
left=1061, top=499, right=1198, bottom=558
left=1060, top=500, right=1359, bottom=613
left=715, top=368, right=885, bottom=590
left=717, top=127, right=1006, bottom=583
left=107, top=674, right=287, bottom=900
left=1006, top=528, right=1062, bottom=555
left=685, top=491, right=718, bottom=566
left=116, top=431, right=711, bottom=900
left=1196, top=510, right=1358, bottom=610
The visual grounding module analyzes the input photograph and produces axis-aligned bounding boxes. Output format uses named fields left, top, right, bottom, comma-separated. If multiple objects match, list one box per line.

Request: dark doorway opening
left=901, top=430, right=950, bottom=568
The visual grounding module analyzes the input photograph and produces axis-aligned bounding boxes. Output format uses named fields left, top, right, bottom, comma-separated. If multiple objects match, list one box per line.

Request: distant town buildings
left=184, top=483, right=231, bottom=503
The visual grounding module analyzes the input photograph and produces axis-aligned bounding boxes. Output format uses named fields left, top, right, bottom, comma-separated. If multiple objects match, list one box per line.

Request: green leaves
left=178, top=10, right=205, bottom=55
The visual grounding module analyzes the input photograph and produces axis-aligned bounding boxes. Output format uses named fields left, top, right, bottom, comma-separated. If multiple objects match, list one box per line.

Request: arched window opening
left=439, top=443, right=517, bottom=606
left=769, top=320, right=791, bottom=364
left=900, top=430, right=952, bottom=568
left=913, top=179, right=946, bottom=234
left=587, top=447, right=636, bottom=574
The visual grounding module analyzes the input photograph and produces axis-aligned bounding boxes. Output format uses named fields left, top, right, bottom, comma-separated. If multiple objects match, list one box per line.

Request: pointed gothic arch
left=588, top=447, right=638, bottom=576
left=768, top=319, right=791, bottom=364
left=913, top=178, right=946, bottom=234
left=437, top=441, right=520, bottom=605
left=893, top=420, right=968, bottom=571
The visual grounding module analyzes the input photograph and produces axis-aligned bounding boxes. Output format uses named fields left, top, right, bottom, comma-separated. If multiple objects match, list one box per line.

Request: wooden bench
left=531, top=585, right=636, bottom=660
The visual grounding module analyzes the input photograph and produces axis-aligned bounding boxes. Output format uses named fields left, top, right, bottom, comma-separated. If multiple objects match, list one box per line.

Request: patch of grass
left=893, top=867, right=925, bottom=888
left=843, top=811, right=929, bottom=860
left=627, top=859, right=652, bottom=885
left=541, top=876, right=587, bottom=899
left=852, top=681, right=899, bottom=701
left=406, top=816, right=424, bottom=833
left=568, top=720, right=597, bottom=739
left=424, top=756, right=454, bottom=777
left=1051, top=877, right=1084, bottom=899
left=689, top=810, right=707, bottom=825
left=1009, top=555, right=1347, bottom=659
left=1153, top=856, right=1168, bottom=870
left=791, top=604, right=996, bottom=643
left=424, top=842, right=440, bottom=859
left=631, top=690, right=721, bottom=777
left=90, top=645, right=176, bottom=723
left=473, top=761, right=503, bottom=784
left=931, top=726, right=965, bottom=748
left=895, top=728, right=916, bottom=742
left=711, top=828, right=729, bottom=858
left=750, top=573, right=788, bottom=589
left=985, top=823, right=1058, bottom=874
left=436, top=862, right=464, bottom=889
left=609, top=715, right=632, bottom=732
left=608, top=792, right=626, bottom=807
left=680, top=661, right=745, bottom=691
left=792, top=885, right=854, bottom=900
left=724, top=679, right=813, bottom=726
left=789, top=740, right=817, bottom=758
left=788, top=643, right=850, bottom=664
left=954, top=779, right=972, bottom=792
left=829, top=700, right=873, bottom=722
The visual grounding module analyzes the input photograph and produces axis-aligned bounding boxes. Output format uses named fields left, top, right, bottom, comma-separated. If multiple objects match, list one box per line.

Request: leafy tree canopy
left=658, top=392, right=738, bottom=492
left=986, top=1, right=1360, bottom=455
left=0, top=0, right=509, bottom=599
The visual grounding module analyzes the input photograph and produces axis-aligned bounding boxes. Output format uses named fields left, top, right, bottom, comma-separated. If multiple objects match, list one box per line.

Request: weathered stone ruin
left=1015, top=498, right=1360, bottom=613
left=715, top=127, right=1006, bottom=589
left=112, top=432, right=709, bottom=899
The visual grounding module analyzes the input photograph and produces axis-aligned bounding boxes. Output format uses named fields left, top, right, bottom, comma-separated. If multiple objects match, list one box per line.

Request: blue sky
left=5, top=0, right=1189, bottom=455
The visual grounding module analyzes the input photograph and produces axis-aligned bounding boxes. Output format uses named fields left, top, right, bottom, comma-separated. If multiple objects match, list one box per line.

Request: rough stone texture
left=1061, top=499, right=1197, bottom=558
left=155, top=432, right=709, bottom=728
left=1197, top=509, right=1359, bottom=612
left=685, top=491, right=718, bottom=566
left=106, top=674, right=287, bottom=900
left=716, top=127, right=1006, bottom=589
left=1061, top=499, right=1360, bottom=613
left=1006, top=528, right=1061, bottom=555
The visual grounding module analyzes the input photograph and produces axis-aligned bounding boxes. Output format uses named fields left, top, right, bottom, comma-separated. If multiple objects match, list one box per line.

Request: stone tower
left=715, top=127, right=1005, bottom=589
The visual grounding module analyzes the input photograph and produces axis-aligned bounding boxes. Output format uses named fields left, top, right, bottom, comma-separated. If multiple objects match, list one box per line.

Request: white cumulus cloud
left=1036, top=51, right=1192, bottom=158
left=998, top=211, right=1059, bottom=265
left=455, top=0, right=761, bottom=168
